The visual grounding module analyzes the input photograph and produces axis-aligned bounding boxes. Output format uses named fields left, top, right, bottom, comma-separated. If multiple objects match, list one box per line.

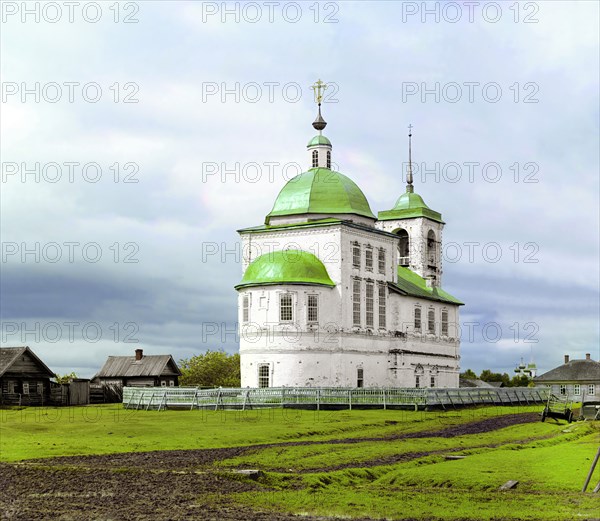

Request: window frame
left=279, top=293, right=294, bottom=322
left=352, top=242, right=361, bottom=269
left=307, top=294, right=319, bottom=323
left=22, top=382, right=30, bottom=395
left=588, top=384, right=595, bottom=395
left=428, top=308, right=435, bottom=334
left=378, top=283, right=386, bottom=329
left=352, top=278, right=361, bottom=327
left=574, top=384, right=581, bottom=396
left=441, top=309, right=448, bottom=336
left=430, top=376, right=436, bottom=388
left=415, top=375, right=421, bottom=389
left=326, top=150, right=331, bottom=169
left=378, top=247, right=385, bottom=274
left=414, top=306, right=422, bottom=332
left=365, top=246, right=373, bottom=272
left=365, top=281, right=374, bottom=328
left=312, top=150, right=318, bottom=168
left=559, top=384, right=567, bottom=396
left=258, top=364, right=270, bottom=388
left=356, top=368, right=364, bottom=388
left=242, top=294, right=250, bottom=323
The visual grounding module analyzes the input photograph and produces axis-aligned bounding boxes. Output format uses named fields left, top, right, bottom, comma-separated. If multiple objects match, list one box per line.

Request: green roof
left=389, top=266, right=463, bottom=305
left=378, top=191, right=443, bottom=223
left=265, top=168, right=375, bottom=224
left=235, top=250, right=335, bottom=290
left=307, top=135, right=332, bottom=147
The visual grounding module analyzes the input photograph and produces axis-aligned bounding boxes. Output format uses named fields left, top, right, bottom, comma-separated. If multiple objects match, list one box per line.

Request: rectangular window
left=414, top=307, right=421, bottom=332
left=353, top=279, right=361, bottom=326
left=258, top=364, right=270, bottom=388
left=441, top=310, right=448, bottom=336
left=430, top=376, right=436, bottom=388
left=22, top=382, right=29, bottom=395
left=378, top=284, right=386, bottom=329
left=352, top=242, right=361, bottom=268
left=357, top=368, right=364, bottom=388
left=560, top=384, right=566, bottom=396
left=574, top=384, right=581, bottom=396
left=378, top=248, right=385, bottom=274
left=279, top=293, right=293, bottom=322
left=365, top=281, right=374, bottom=327
left=307, top=294, right=318, bottom=323
left=37, top=382, right=43, bottom=395
left=428, top=309, right=435, bottom=334
left=588, top=384, right=596, bottom=395
left=242, top=294, right=250, bottom=323
left=8, top=381, right=16, bottom=394
left=365, top=247, right=373, bottom=271
left=415, top=376, right=420, bottom=389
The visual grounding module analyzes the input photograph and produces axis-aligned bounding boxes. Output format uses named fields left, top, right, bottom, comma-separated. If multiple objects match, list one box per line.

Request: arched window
left=427, top=230, right=437, bottom=268
left=326, top=150, right=331, bottom=169
left=312, top=150, right=318, bottom=168
left=414, top=306, right=421, bottom=331
left=441, top=309, right=448, bottom=336
left=428, top=308, right=435, bottom=334
left=397, top=229, right=410, bottom=266
left=242, top=294, right=250, bottom=323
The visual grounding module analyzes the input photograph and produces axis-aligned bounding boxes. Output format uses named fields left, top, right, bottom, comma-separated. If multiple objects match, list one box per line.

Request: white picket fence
left=122, top=386, right=549, bottom=411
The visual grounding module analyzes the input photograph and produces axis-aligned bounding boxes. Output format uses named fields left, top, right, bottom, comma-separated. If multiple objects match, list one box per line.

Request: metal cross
left=311, top=79, right=328, bottom=105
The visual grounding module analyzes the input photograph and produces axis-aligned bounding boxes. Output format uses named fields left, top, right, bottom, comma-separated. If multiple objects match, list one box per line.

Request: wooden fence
left=122, top=386, right=549, bottom=411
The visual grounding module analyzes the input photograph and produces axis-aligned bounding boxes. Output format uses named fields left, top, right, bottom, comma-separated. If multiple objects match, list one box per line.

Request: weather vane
left=311, top=79, right=328, bottom=105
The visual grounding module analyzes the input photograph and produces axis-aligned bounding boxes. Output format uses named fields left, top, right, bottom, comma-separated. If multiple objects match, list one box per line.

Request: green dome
left=266, top=168, right=375, bottom=224
left=378, top=191, right=443, bottom=223
left=307, top=135, right=332, bottom=147
left=235, top=250, right=335, bottom=290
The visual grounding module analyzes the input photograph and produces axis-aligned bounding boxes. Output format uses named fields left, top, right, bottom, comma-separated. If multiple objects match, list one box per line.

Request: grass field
left=1, top=404, right=599, bottom=520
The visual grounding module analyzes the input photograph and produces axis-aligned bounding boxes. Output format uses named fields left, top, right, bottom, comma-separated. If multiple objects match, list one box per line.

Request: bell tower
left=376, top=126, right=444, bottom=286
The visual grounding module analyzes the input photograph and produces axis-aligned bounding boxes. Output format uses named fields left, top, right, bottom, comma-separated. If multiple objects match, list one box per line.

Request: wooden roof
left=0, top=346, right=56, bottom=378
left=95, top=354, right=181, bottom=378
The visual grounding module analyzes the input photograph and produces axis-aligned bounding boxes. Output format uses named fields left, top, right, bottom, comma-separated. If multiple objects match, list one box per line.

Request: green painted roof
left=235, top=250, right=335, bottom=290
left=266, top=168, right=375, bottom=224
left=378, top=191, right=443, bottom=223
left=389, top=266, right=463, bottom=305
left=307, top=135, right=332, bottom=147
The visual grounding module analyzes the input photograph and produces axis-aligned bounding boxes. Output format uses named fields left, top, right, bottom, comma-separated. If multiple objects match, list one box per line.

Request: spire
left=406, top=124, right=414, bottom=193
left=311, top=79, right=328, bottom=134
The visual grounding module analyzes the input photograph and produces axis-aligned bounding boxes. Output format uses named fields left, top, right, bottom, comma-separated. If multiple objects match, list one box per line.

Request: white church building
left=235, top=83, right=464, bottom=389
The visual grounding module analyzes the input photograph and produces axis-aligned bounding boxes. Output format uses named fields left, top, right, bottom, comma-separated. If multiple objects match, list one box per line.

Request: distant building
left=0, top=346, right=56, bottom=406
left=534, top=354, right=600, bottom=400
left=94, top=349, right=181, bottom=391
left=514, top=358, right=537, bottom=378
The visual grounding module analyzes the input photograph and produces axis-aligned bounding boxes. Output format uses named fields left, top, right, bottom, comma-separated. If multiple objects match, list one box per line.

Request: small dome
left=307, top=135, right=332, bottom=147
left=235, top=250, right=335, bottom=290
left=266, top=168, right=375, bottom=223
left=378, top=191, right=443, bottom=223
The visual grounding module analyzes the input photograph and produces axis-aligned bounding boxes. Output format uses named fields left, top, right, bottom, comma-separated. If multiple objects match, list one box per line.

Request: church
left=235, top=81, right=463, bottom=389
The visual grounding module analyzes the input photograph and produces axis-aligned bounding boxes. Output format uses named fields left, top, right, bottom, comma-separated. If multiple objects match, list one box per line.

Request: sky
left=1, top=0, right=599, bottom=379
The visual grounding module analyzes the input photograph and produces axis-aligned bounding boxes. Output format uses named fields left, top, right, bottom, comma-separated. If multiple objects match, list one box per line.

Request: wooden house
left=0, top=346, right=56, bottom=406
left=534, top=353, right=600, bottom=400
left=93, top=349, right=181, bottom=400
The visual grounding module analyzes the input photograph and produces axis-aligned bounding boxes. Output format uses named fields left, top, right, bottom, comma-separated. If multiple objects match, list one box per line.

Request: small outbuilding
left=534, top=353, right=600, bottom=400
left=0, top=346, right=56, bottom=406
left=93, top=348, right=181, bottom=400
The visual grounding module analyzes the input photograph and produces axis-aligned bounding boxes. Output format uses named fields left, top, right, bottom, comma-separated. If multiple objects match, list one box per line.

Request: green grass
left=2, top=404, right=599, bottom=520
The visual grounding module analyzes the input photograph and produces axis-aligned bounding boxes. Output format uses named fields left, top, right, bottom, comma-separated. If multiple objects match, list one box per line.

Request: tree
left=179, top=350, right=240, bottom=387
left=460, top=369, right=477, bottom=380
left=55, top=372, right=78, bottom=384
left=479, top=369, right=510, bottom=385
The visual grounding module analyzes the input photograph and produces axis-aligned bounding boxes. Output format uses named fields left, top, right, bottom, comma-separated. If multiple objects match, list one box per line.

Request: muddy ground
left=0, top=413, right=539, bottom=521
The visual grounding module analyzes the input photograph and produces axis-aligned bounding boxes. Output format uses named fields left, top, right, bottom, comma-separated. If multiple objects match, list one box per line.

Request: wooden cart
left=541, top=393, right=574, bottom=423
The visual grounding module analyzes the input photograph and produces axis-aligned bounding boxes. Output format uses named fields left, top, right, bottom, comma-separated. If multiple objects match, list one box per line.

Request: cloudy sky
left=1, top=1, right=598, bottom=379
